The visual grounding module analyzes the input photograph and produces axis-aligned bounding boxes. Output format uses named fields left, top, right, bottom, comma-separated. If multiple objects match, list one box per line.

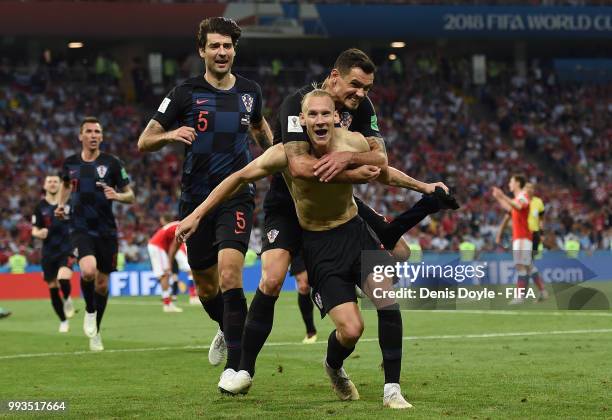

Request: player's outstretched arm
left=137, top=120, right=196, bottom=152
left=176, top=144, right=287, bottom=243
left=377, top=166, right=449, bottom=194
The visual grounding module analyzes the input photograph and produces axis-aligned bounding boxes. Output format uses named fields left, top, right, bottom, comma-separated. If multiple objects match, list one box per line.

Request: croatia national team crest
left=241, top=94, right=254, bottom=113
left=267, top=229, right=279, bottom=244
left=340, top=112, right=353, bottom=129
left=96, top=165, right=108, bottom=179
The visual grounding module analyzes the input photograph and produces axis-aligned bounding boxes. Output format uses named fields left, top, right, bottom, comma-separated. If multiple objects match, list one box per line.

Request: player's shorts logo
left=313, top=292, right=323, bottom=311
left=96, top=165, right=108, bottom=179
left=267, top=229, right=279, bottom=244
left=241, top=94, right=253, bottom=113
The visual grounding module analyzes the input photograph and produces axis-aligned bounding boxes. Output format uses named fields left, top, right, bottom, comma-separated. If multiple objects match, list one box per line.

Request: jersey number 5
left=197, top=111, right=209, bottom=132
left=235, top=211, right=246, bottom=234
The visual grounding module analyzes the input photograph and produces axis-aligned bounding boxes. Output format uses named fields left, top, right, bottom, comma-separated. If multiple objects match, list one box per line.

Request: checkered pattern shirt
left=152, top=75, right=263, bottom=203
left=32, top=199, right=72, bottom=260
left=61, top=152, right=130, bottom=237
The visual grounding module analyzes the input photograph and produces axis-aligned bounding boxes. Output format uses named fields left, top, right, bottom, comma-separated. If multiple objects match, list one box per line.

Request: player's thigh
left=260, top=248, right=292, bottom=296
left=147, top=244, right=169, bottom=278
left=72, top=232, right=97, bottom=277
left=95, top=236, right=118, bottom=275
left=175, top=248, right=191, bottom=272
left=42, top=257, right=59, bottom=283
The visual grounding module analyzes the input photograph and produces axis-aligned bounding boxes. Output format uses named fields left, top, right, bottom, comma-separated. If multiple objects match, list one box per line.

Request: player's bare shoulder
left=333, top=128, right=369, bottom=153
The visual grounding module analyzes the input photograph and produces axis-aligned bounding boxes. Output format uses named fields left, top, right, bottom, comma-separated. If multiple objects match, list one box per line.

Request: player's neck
left=204, top=72, right=235, bottom=90
left=321, top=79, right=344, bottom=111
left=81, top=149, right=100, bottom=162
left=45, top=193, right=58, bottom=205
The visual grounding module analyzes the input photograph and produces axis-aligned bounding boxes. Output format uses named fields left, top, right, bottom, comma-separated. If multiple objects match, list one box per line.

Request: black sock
left=80, top=277, right=95, bottom=313
left=50, top=287, right=66, bottom=322
left=200, top=292, right=224, bottom=330
left=94, top=291, right=109, bottom=332
left=240, top=288, right=278, bottom=376
left=378, top=197, right=436, bottom=250
left=171, top=280, right=179, bottom=296
left=298, top=292, right=316, bottom=335
left=59, top=279, right=72, bottom=300
left=222, top=288, right=248, bottom=370
left=377, top=305, right=403, bottom=384
left=326, top=330, right=355, bottom=370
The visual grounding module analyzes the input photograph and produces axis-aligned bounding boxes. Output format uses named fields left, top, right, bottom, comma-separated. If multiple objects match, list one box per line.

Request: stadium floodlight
left=390, top=41, right=405, bottom=48
left=68, top=42, right=84, bottom=49
left=388, top=53, right=397, bottom=61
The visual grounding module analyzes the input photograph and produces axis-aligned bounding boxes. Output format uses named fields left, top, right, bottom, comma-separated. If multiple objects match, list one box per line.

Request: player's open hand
left=171, top=126, right=196, bottom=146
left=424, top=182, right=449, bottom=194
left=313, top=151, right=353, bottom=182
left=175, top=214, right=200, bottom=244
left=491, top=186, right=502, bottom=198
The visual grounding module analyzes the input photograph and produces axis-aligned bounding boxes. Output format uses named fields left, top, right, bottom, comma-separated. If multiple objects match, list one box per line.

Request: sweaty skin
left=175, top=128, right=375, bottom=242
left=285, top=129, right=370, bottom=231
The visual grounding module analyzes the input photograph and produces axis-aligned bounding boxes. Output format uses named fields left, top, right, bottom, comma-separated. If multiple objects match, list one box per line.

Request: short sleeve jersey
left=148, top=221, right=180, bottom=253
left=32, top=199, right=72, bottom=260
left=61, top=152, right=130, bottom=237
left=511, top=191, right=532, bottom=241
left=152, top=75, right=263, bottom=203
left=264, top=84, right=383, bottom=208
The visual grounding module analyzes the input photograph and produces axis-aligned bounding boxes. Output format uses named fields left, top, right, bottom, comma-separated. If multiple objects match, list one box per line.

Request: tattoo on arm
left=284, top=141, right=311, bottom=158
left=366, top=136, right=387, bottom=157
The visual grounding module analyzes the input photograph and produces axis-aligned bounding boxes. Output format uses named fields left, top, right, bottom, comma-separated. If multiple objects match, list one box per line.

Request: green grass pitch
left=1, top=294, right=611, bottom=419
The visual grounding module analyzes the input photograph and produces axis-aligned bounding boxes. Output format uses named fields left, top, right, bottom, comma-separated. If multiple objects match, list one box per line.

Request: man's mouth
left=314, top=128, right=328, bottom=139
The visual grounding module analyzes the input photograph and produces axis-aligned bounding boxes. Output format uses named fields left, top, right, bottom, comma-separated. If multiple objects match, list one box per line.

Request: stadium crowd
left=0, top=53, right=610, bottom=266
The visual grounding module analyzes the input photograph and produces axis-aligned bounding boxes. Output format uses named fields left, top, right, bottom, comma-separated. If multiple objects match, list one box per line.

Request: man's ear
left=299, top=112, right=306, bottom=126
left=333, top=111, right=340, bottom=124
left=198, top=48, right=206, bottom=59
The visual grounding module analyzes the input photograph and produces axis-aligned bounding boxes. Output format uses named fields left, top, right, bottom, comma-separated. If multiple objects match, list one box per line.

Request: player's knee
left=95, top=284, right=108, bottom=295
left=47, top=280, right=59, bottom=289
left=260, top=266, right=287, bottom=296
left=218, top=265, right=242, bottom=290
left=81, top=267, right=96, bottom=280
left=296, top=278, right=310, bottom=295
left=337, top=321, right=364, bottom=345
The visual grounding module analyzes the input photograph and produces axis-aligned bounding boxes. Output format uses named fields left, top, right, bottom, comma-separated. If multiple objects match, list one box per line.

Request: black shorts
left=289, top=251, right=306, bottom=276
left=261, top=202, right=303, bottom=256
left=179, top=192, right=254, bottom=271
left=532, top=231, right=541, bottom=258
left=302, top=216, right=386, bottom=317
left=41, top=254, right=75, bottom=282
left=71, top=231, right=118, bottom=274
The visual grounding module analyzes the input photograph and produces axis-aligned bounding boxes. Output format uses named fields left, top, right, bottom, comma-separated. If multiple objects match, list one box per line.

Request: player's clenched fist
left=353, top=165, right=381, bottom=183
left=171, top=126, right=196, bottom=146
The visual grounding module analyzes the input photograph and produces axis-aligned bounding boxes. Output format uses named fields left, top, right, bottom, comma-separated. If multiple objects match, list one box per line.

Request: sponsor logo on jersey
left=267, top=229, right=279, bottom=243
left=96, top=165, right=108, bottom=179
left=242, top=94, right=254, bottom=113
left=288, top=116, right=303, bottom=133
left=370, top=115, right=379, bottom=131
